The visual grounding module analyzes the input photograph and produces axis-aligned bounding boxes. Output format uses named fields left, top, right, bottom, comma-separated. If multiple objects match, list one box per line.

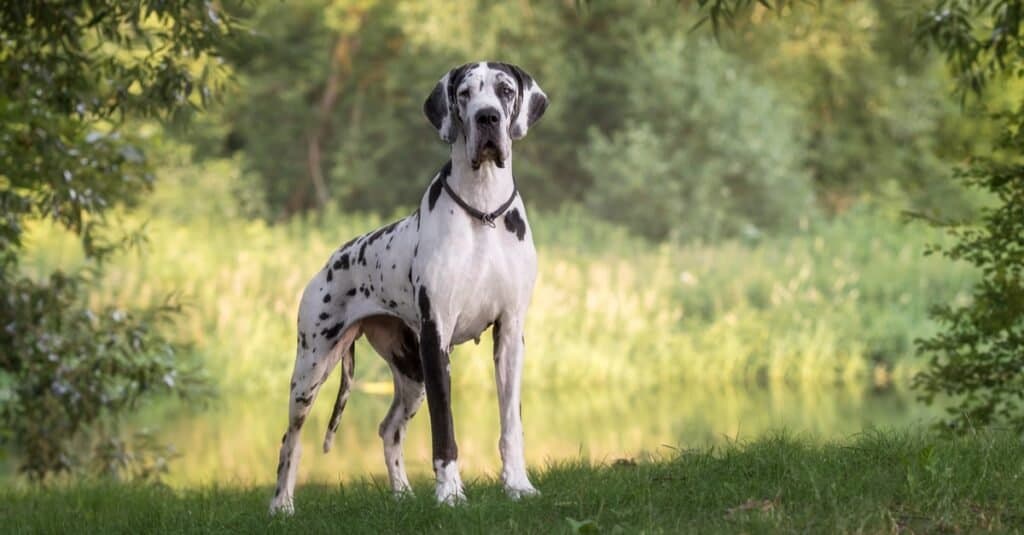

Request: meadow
left=4, top=430, right=1023, bottom=533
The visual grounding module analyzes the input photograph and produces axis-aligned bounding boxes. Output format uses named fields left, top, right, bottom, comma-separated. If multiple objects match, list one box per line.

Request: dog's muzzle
left=471, top=107, right=506, bottom=169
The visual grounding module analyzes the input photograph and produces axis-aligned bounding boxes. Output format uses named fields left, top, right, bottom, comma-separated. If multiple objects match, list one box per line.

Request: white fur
left=269, top=62, right=545, bottom=515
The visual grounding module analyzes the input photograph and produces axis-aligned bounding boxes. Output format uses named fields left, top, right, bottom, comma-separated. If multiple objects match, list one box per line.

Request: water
left=148, top=381, right=940, bottom=488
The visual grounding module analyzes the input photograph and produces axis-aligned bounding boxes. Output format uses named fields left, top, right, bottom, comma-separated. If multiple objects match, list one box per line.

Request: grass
left=3, top=429, right=1023, bottom=533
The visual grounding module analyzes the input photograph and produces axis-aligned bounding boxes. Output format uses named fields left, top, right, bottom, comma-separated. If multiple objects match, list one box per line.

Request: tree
left=696, top=0, right=1024, bottom=431
left=912, top=0, right=1024, bottom=432
left=0, top=1, right=232, bottom=479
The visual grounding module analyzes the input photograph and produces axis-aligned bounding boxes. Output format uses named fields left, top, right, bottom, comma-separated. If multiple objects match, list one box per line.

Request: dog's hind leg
left=362, top=317, right=425, bottom=495
left=379, top=363, right=425, bottom=495
left=269, top=323, right=361, bottom=516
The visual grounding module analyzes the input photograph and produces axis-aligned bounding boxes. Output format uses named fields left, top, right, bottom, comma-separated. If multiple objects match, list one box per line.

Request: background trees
left=0, top=0, right=231, bottom=478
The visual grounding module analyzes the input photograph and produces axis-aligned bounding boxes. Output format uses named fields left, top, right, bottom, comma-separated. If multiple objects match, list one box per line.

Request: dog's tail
left=322, top=342, right=356, bottom=453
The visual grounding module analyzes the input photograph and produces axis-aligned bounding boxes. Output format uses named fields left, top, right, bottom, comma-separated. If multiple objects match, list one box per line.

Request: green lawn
left=4, top=430, right=1023, bottom=534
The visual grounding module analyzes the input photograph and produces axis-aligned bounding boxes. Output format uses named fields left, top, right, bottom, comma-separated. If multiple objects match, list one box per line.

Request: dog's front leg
left=418, top=287, right=465, bottom=505
left=492, top=315, right=539, bottom=499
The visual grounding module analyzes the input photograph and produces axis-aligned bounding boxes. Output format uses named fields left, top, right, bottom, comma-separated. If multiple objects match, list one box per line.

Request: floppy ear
left=423, top=64, right=469, bottom=144
left=505, top=64, right=548, bottom=140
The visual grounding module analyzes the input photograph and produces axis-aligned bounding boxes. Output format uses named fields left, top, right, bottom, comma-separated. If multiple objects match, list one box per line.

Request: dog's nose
left=475, top=107, right=500, bottom=127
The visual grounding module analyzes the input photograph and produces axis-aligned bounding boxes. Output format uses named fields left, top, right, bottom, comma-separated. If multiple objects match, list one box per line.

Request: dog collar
left=440, top=175, right=518, bottom=228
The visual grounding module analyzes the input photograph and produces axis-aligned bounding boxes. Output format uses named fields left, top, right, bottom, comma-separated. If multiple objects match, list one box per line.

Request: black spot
left=429, top=161, right=452, bottom=212
left=362, top=287, right=370, bottom=298
left=389, top=300, right=397, bottom=308
left=392, top=263, right=396, bottom=270
left=334, top=254, right=350, bottom=270
left=492, top=319, right=502, bottom=359
left=322, top=321, right=346, bottom=341
left=290, top=381, right=296, bottom=390
left=339, top=236, right=357, bottom=251
left=504, top=208, right=526, bottom=241
left=428, top=179, right=444, bottom=211
left=277, top=459, right=283, bottom=475
left=295, top=394, right=313, bottom=406
left=326, top=268, right=333, bottom=282
left=358, top=241, right=368, bottom=266
left=346, top=288, right=357, bottom=296
left=392, top=325, right=423, bottom=383
left=319, top=312, right=329, bottom=320
left=407, top=267, right=414, bottom=286
left=418, top=286, right=432, bottom=319
left=300, top=332, right=308, bottom=350
left=275, top=487, right=280, bottom=498
left=323, top=293, right=331, bottom=303
left=393, top=428, right=401, bottom=444
left=293, top=414, right=306, bottom=430
left=413, top=244, right=418, bottom=257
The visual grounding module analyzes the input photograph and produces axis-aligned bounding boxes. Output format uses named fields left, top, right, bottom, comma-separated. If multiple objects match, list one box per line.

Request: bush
left=581, top=33, right=815, bottom=242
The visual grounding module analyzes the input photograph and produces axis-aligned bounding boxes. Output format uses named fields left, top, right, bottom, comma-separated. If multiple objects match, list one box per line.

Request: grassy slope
left=5, top=430, right=1023, bottom=534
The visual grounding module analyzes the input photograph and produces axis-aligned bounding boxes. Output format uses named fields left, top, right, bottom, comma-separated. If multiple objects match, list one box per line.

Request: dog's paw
left=504, top=483, right=540, bottom=500
left=268, top=495, right=295, bottom=516
left=435, top=484, right=467, bottom=506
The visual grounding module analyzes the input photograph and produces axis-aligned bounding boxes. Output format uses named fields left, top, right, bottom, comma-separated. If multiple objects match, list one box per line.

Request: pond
left=148, top=380, right=941, bottom=488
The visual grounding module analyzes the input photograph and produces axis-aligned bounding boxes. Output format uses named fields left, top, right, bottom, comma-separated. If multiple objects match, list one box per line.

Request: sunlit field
left=14, top=161, right=974, bottom=486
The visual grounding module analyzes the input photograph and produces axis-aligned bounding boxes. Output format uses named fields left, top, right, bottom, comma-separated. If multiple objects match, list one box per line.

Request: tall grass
left=20, top=161, right=974, bottom=396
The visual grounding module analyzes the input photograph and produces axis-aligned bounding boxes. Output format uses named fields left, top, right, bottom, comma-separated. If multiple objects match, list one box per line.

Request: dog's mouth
left=471, top=139, right=504, bottom=170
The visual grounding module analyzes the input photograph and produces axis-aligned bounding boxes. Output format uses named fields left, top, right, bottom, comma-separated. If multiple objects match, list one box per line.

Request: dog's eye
left=500, top=86, right=515, bottom=99
left=458, top=88, right=470, bottom=99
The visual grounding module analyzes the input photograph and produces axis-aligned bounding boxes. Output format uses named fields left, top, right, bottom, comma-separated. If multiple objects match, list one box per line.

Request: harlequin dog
left=269, top=62, right=549, bottom=514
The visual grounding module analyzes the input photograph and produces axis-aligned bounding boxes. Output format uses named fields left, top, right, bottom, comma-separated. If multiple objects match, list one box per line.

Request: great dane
left=269, top=62, right=549, bottom=514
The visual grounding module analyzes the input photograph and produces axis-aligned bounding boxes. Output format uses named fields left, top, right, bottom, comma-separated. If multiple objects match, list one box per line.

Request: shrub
left=581, top=33, right=815, bottom=242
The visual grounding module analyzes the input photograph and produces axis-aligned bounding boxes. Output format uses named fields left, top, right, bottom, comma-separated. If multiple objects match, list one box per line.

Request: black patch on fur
left=392, top=323, right=424, bottom=383
left=393, top=428, right=401, bottom=444
left=429, top=161, right=453, bottom=212
left=413, top=244, right=418, bottom=257
left=362, top=287, right=370, bottom=298
left=326, top=268, right=333, bottom=282
left=293, top=414, right=306, bottom=430
left=318, top=312, right=329, bottom=321
left=407, top=267, right=414, bottom=286
left=428, top=179, right=444, bottom=211
left=418, top=286, right=458, bottom=462
left=504, top=208, right=526, bottom=241
left=322, top=321, right=345, bottom=341
left=388, top=300, right=397, bottom=308
left=492, top=319, right=502, bottom=359
left=334, top=253, right=349, bottom=270
left=323, top=293, right=331, bottom=304
left=358, top=241, right=368, bottom=266
left=300, top=332, right=308, bottom=350
left=346, top=288, right=357, bottom=297
left=295, top=394, right=313, bottom=406
left=290, top=381, right=296, bottom=390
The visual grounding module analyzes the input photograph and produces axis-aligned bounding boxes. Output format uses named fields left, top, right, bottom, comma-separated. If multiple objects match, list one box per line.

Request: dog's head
left=423, top=62, right=548, bottom=170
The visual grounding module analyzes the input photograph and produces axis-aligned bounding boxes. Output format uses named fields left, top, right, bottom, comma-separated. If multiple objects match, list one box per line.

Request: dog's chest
left=417, top=206, right=536, bottom=344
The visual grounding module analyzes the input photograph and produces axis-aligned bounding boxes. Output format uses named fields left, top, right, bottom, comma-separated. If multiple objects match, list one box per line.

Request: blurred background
left=4, top=0, right=1013, bottom=486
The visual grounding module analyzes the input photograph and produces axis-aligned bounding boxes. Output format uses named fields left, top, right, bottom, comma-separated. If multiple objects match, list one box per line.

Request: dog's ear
left=504, top=64, right=548, bottom=140
left=423, top=64, right=469, bottom=144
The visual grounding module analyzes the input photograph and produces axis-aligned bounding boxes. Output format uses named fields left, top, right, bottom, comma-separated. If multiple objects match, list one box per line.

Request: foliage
left=4, top=430, right=1024, bottom=533
left=581, top=32, right=814, bottom=242
left=0, top=0, right=230, bottom=479
left=911, top=0, right=1024, bottom=433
